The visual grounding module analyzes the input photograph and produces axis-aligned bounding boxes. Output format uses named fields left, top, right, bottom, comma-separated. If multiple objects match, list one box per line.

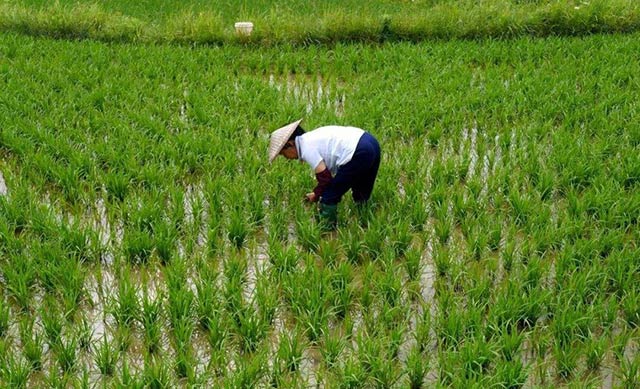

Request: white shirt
left=295, top=126, right=365, bottom=174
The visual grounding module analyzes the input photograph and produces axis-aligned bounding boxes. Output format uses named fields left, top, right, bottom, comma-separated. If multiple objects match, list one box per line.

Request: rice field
left=0, top=4, right=639, bottom=387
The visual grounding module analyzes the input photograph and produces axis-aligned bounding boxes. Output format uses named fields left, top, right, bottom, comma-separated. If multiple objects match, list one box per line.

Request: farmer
left=268, top=119, right=381, bottom=230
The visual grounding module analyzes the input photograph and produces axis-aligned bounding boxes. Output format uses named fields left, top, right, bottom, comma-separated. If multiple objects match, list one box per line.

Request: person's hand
left=304, top=192, right=318, bottom=203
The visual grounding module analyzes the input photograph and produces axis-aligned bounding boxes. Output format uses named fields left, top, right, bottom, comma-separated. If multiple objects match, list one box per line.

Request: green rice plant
left=76, top=318, right=92, bottom=351
left=612, top=330, right=631, bottom=362
left=174, top=340, right=195, bottom=380
left=434, top=217, right=451, bottom=246
left=154, top=220, right=177, bottom=265
left=436, top=306, right=465, bottom=350
left=335, top=355, right=366, bottom=388
left=487, top=224, right=502, bottom=252
left=55, top=335, right=78, bottom=374
left=433, top=244, right=452, bottom=278
left=122, top=227, right=154, bottom=264
left=492, top=359, right=527, bottom=389
left=466, top=227, right=487, bottom=262
left=254, top=272, right=278, bottom=326
left=167, top=285, right=195, bottom=331
left=391, top=219, right=412, bottom=258
left=458, top=335, right=496, bottom=380
left=341, top=228, right=365, bottom=265
left=234, top=305, right=269, bottom=354
left=247, top=187, right=266, bottom=226
left=41, top=301, right=63, bottom=349
left=329, top=261, right=354, bottom=320
left=228, top=208, right=250, bottom=250
left=584, top=335, right=606, bottom=372
left=377, top=264, right=403, bottom=309
left=317, top=238, right=341, bottom=268
left=363, top=221, right=387, bottom=261
left=228, top=351, right=266, bottom=388
left=295, top=214, right=321, bottom=252
left=94, top=335, right=117, bottom=376
left=223, top=253, right=247, bottom=323
left=104, top=171, right=129, bottom=203
left=414, top=309, right=431, bottom=354
left=277, top=330, right=304, bottom=373
left=321, top=331, right=345, bottom=370
left=0, top=299, right=9, bottom=338
left=207, top=224, right=223, bottom=257
left=142, top=356, right=173, bottom=388
left=112, top=269, right=139, bottom=327
left=116, top=357, right=143, bottom=388
left=405, top=343, right=428, bottom=389
left=140, top=292, right=163, bottom=354
left=617, top=353, right=640, bottom=389
left=498, top=326, right=524, bottom=362
left=409, top=197, right=428, bottom=232
left=42, top=363, right=72, bottom=388
left=19, top=317, right=43, bottom=371
left=2, top=253, right=36, bottom=312
left=553, top=342, right=579, bottom=380
left=404, top=247, right=422, bottom=284
left=267, top=238, right=298, bottom=277
left=268, top=205, right=289, bottom=244
left=1, top=354, right=32, bottom=388
left=507, top=188, right=533, bottom=228
left=284, top=263, right=332, bottom=344
left=501, top=237, right=516, bottom=273
left=621, top=287, right=640, bottom=329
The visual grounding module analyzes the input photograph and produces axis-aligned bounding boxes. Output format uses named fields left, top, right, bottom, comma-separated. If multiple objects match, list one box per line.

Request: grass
left=2, top=0, right=640, bottom=45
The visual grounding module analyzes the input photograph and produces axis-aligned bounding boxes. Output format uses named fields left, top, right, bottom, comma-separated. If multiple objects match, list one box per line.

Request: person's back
left=296, top=126, right=365, bottom=174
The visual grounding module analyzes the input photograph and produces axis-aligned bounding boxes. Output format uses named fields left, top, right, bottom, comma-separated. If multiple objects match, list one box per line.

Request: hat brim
left=268, top=119, right=303, bottom=163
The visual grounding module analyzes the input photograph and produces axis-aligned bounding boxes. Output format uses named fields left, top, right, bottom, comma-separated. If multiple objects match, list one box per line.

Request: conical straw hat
left=268, top=119, right=303, bottom=163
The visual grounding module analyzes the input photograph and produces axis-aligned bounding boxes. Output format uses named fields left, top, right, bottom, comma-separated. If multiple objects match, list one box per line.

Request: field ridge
left=1, top=0, right=640, bottom=45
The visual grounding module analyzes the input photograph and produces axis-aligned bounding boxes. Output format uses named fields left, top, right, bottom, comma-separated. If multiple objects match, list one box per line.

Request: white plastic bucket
left=234, top=22, right=254, bottom=35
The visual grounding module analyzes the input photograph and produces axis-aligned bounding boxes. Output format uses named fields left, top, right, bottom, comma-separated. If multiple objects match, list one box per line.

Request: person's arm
left=305, top=161, right=331, bottom=202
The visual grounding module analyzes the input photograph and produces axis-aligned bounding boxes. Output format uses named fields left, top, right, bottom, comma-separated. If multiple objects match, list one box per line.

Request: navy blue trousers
left=321, top=132, right=381, bottom=205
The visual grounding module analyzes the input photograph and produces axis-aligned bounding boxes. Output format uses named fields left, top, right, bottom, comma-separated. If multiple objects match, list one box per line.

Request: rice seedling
left=55, top=334, right=78, bottom=374
left=405, top=343, right=428, bottom=389
left=140, top=291, right=163, bottom=355
left=228, top=351, right=268, bottom=387
left=0, top=299, right=8, bottom=338
left=142, top=355, right=173, bottom=388
left=228, top=208, right=250, bottom=250
left=41, top=300, right=63, bottom=349
left=19, top=318, right=43, bottom=372
left=617, top=353, right=640, bottom=389
left=584, top=335, right=607, bottom=373
left=277, top=330, right=304, bottom=373
left=94, top=334, right=117, bottom=376
left=612, top=330, right=632, bottom=363
left=341, top=228, right=366, bottom=265
left=1, top=354, right=32, bottom=388
left=112, top=267, right=139, bottom=328
left=174, top=342, right=195, bottom=380
left=621, top=287, right=640, bottom=329
left=234, top=305, right=269, bottom=354
left=553, top=342, right=579, bottom=380
left=267, top=238, right=298, bottom=277
left=2, top=253, right=36, bottom=313
left=321, top=331, right=345, bottom=371
left=493, top=359, right=527, bottom=389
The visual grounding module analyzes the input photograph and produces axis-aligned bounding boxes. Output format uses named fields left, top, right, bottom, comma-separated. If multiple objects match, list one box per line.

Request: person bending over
left=269, top=119, right=381, bottom=230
